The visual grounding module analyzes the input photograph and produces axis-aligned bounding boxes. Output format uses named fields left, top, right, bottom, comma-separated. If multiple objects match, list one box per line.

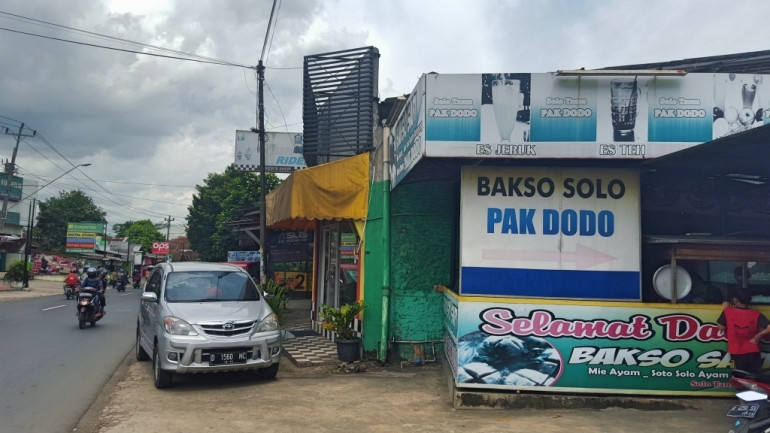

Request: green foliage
left=122, top=220, right=165, bottom=252
left=319, top=301, right=368, bottom=341
left=262, top=279, right=288, bottom=325
left=186, top=166, right=280, bottom=262
left=35, top=190, right=106, bottom=252
left=5, top=260, right=26, bottom=282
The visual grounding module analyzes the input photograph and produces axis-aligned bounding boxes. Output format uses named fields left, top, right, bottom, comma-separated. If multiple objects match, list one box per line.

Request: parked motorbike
left=75, top=288, right=103, bottom=329
left=727, top=370, right=770, bottom=432
left=63, top=284, right=78, bottom=300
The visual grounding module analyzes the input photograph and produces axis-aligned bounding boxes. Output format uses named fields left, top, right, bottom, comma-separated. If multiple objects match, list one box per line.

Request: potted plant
left=319, top=301, right=368, bottom=362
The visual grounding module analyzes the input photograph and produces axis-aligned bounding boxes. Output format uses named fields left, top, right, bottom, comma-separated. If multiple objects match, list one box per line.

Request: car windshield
left=164, top=271, right=260, bottom=303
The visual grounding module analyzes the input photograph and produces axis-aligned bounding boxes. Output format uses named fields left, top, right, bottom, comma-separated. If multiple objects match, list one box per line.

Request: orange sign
left=274, top=272, right=310, bottom=291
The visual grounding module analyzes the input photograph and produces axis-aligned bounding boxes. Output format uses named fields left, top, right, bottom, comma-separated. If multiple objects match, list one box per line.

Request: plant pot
left=335, top=338, right=361, bottom=362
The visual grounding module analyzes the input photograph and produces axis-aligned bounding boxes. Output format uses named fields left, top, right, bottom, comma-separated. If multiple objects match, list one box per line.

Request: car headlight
left=163, top=317, right=198, bottom=336
left=255, top=313, right=279, bottom=333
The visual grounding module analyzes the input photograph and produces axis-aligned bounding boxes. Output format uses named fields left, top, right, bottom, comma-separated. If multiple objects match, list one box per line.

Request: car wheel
left=136, top=328, right=150, bottom=361
left=257, top=363, right=279, bottom=380
left=153, top=345, right=173, bottom=389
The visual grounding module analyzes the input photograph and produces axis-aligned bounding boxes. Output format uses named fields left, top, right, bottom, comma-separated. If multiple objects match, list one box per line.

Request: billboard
left=460, top=167, right=640, bottom=300
left=389, top=75, right=426, bottom=189
left=446, top=292, right=762, bottom=396
left=387, top=72, right=770, bottom=188
left=234, top=131, right=306, bottom=173
left=65, top=222, right=103, bottom=254
left=152, top=242, right=169, bottom=255
left=0, top=176, right=23, bottom=201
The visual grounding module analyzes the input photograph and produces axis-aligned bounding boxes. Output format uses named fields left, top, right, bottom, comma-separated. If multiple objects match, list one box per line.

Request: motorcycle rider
left=132, top=270, right=141, bottom=287
left=117, top=269, right=129, bottom=289
left=81, top=267, right=106, bottom=315
left=64, top=268, right=80, bottom=296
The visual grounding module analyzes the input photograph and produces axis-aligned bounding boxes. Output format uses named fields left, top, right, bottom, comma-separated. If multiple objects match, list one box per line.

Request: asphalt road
left=0, top=287, right=140, bottom=433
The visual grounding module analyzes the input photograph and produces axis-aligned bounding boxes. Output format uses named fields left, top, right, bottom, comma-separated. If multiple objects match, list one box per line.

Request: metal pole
left=1, top=124, right=35, bottom=230
left=22, top=198, right=35, bottom=288
left=258, top=60, right=267, bottom=285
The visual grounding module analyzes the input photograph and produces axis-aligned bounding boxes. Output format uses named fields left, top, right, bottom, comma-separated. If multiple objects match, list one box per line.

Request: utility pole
left=165, top=215, right=174, bottom=263
left=22, top=198, right=36, bottom=288
left=257, top=60, right=268, bottom=285
left=1, top=124, right=35, bottom=230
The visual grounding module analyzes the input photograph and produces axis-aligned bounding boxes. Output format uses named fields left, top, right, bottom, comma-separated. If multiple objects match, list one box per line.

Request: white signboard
left=389, top=75, right=426, bottom=189
left=460, top=167, right=640, bottom=301
left=234, top=131, right=307, bottom=173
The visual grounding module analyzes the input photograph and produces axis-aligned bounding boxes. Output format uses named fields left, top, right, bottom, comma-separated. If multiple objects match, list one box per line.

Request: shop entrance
left=316, top=221, right=360, bottom=319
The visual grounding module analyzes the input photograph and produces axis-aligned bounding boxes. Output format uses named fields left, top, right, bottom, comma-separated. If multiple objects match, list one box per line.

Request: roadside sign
left=152, top=242, right=169, bottom=255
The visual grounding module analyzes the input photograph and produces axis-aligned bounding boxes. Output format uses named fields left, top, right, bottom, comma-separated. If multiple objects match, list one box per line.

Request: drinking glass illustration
left=610, top=79, right=640, bottom=140
left=492, top=78, right=522, bottom=141
left=742, top=83, right=757, bottom=109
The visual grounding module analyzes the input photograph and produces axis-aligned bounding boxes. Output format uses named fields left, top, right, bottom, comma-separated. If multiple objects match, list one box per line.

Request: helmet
left=87, top=267, right=98, bottom=279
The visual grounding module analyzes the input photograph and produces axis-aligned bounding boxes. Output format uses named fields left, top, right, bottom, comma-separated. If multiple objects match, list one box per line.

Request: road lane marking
left=42, top=305, right=66, bottom=311
left=120, top=293, right=132, bottom=297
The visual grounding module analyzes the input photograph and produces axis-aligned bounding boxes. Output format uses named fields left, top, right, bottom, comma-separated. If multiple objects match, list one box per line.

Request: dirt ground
left=78, top=355, right=737, bottom=433
left=0, top=278, right=65, bottom=302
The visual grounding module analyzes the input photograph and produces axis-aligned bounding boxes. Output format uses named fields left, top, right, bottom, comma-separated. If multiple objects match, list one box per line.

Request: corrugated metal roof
left=604, top=49, right=770, bottom=74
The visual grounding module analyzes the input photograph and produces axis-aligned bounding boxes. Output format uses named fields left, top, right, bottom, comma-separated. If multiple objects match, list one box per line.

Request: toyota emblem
left=223, top=322, right=235, bottom=330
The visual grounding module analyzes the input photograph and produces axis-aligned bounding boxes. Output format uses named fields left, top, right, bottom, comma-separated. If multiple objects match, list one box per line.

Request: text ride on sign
left=448, top=294, right=749, bottom=396
left=460, top=167, right=640, bottom=300
left=234, top=131, right=306, bottom=173
left=152, top=242, right=169, bottom=255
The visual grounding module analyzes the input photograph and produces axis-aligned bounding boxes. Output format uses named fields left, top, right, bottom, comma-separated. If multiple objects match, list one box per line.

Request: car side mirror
left=141, top=292, right=158, bottom=302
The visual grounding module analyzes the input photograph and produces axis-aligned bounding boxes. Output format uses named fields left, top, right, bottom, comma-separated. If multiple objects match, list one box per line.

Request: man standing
left=718, top=288, right=770, bottom=373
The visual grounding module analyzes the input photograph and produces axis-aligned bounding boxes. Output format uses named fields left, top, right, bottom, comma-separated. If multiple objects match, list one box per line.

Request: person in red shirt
left=718, top=288, right=770, bottom=373
left=65, top=269, right=80, bottom=286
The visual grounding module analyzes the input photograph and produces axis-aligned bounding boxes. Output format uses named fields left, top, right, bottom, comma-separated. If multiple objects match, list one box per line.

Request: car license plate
left=209, top=351, right=249, bottom=366
left=728, top=404, right=760, bottom=418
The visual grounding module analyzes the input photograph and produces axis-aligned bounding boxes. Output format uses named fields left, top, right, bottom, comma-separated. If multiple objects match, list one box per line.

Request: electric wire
left=264, top=0, right=282, bottom=66
left=259, top=0, right=279, bottom=62
left=265, top=81, right=290, bottom=135
left=0, top=10, right=249, bottom=68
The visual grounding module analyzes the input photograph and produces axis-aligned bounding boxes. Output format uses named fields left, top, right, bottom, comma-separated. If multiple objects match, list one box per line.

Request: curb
left=72, top=348, right=135, bottom=433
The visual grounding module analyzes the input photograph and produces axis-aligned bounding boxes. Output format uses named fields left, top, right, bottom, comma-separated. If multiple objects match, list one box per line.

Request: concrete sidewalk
left=0, top=278, right=67, bottom=302
left=78, top=356, right=736, bottom=433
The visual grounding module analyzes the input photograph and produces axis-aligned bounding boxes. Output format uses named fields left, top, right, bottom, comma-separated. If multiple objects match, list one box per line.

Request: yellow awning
left=266, top=153, right=370, bottom=229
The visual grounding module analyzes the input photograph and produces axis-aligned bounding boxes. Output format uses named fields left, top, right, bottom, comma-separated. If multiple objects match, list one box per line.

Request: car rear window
left=164, top=271, right=260, bottom=303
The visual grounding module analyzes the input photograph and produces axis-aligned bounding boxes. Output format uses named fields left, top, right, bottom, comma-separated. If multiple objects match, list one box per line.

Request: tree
left=187, top=166, right=280, bottom=262
left=35, top=190, right=106, bottom=252
left=123, top=220, right=165, bottom=252
left=112, top=221, right=135, bottom=237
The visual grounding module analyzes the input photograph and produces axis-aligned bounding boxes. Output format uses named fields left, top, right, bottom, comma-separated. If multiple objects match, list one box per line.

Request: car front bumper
left=157, top=331, right=282, bottom=374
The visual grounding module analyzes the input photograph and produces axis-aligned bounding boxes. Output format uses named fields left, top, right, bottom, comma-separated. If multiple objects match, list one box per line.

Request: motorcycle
left=116, top=278, right=127, bottom=292
left=75, top=288, right=103, bottom=329
left=727, top=370, right=770, bottom=432
left=63, top=284, right=78, bottom=300
left=132, top=279, right=140, bottom=289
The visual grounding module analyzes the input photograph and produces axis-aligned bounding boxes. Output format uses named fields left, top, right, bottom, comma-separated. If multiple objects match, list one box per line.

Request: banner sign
left=67, top=222, right=105, bottom=233
left=0, top=176, right=23, bottom=201
left=273, top=272, right=310, bottom=291
left=268, top=230, right=314, bottom=246
left=389, top=76, right=426, bottom=189
left=152, top=242, right=170, bottom=255
left=460, top=167, right=641, bottom=300
left=387, top=72, right=770, bottom=189
left=447, top=293, right=763, bottom=396
left=227, top=251, right=260, bottom=262
left=5, top=211, right=20, bottom=225
left=65, top=222, right=102, bottom=254
left=234, top=131, right=306, bottom=173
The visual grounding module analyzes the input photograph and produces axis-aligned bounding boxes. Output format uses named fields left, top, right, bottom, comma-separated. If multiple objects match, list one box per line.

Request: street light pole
left=7, top=163, right=92, bottom=213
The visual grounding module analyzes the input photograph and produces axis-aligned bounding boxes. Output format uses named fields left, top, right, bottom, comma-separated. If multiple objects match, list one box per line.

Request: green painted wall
left=362, top=180, right=386, bottom=354
left=389, top=180, right=456, bottom=359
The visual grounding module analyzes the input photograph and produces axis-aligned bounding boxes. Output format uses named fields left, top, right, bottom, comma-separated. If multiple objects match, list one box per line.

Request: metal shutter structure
left=302, top=47, right=379, bottom=167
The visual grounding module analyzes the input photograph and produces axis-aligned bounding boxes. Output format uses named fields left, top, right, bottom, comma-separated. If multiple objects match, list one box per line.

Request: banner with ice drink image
left=713, top=74, right=768, bottom=138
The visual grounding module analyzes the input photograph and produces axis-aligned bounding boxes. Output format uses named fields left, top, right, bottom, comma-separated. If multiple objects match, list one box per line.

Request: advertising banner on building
left=0, top=176, right=23, bottom=201
left=227, top=251, right=260, bottom=262
left=417, top=72, right=768, bottom=162
left=274, top=271, right=310, bottom=291
left=460, top=166, right=640, bottom=300
left=65, top=222, right=103, bottom=254
left=389, top=75, right=426, bottom=189
left=268, top=230, right=314, bottom=246
left=234, top=131, right=306, bottom=173
left=447, top=294, right=761, bottom=396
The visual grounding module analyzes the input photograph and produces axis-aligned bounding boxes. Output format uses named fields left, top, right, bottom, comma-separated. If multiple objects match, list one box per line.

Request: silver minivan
left=135, top=262, right=281, bottom=388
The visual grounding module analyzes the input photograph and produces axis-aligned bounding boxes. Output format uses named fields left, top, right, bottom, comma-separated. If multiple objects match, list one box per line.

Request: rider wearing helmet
left=81, top=267, right=106, bottom=314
